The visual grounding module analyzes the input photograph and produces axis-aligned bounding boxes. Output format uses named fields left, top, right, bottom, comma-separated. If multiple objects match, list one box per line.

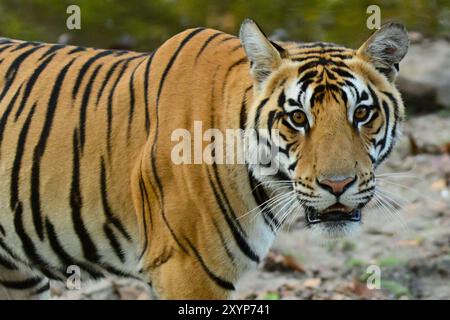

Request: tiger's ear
left=357, top=22, right=409, bottom=82
left=239, top=19, right=287, bottom=90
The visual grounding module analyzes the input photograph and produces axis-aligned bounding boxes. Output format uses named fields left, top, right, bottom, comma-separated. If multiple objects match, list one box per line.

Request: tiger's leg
left=0, top=263, right=50, bottom=300
left=149, top=251, right=233, bottom=300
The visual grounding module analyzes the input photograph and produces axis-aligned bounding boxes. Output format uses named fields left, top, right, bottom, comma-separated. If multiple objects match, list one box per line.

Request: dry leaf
left=345, top=279, right=374, bottom=298
left=397, top=239, right=423, bottom=247
left=303, top=278, right=321, bottom=288
left=282, top=255, right=306, bottom=273
left=263, top=251, right=306, bottom=273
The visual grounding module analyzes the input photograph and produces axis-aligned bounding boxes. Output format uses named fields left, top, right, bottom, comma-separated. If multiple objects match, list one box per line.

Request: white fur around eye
left=283, top=79, right=314, bottom=127
left=345, top=75, right=374, bottom=125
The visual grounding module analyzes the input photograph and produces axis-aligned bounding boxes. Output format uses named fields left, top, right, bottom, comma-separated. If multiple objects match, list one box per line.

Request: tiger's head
left=240, top=19, right=409, bottom=237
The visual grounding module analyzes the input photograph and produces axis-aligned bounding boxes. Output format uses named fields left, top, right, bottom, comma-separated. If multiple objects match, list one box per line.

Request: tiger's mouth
left=305, top=204, right=362, bottom=225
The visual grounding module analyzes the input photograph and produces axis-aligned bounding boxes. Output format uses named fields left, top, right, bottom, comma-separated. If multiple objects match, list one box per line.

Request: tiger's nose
left=317, top=176, right=356, bottom=196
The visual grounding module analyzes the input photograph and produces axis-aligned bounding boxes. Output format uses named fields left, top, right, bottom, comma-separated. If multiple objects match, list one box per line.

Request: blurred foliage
left=263, top=291, right=281, bottom=300
left=381, top=280, right=411, bottom=298
left=0, top=0, right=448, bottom=52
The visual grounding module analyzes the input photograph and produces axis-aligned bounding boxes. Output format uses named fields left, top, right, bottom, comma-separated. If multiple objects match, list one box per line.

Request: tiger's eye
left=290, top=111, right=308, bottom=127
left=354, top=106, right=370, bottom=122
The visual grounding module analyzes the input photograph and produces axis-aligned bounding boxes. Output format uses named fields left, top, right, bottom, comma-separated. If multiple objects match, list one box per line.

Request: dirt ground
left=52, top=113, right=450, bottom=300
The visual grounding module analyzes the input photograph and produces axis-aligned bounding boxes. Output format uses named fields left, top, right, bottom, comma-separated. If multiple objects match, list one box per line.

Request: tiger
left=0, top=18, right=408, bottom=299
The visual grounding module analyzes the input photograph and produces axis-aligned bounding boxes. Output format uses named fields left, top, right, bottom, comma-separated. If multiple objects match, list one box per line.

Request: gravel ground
left=52, top=113, right=450, bottom=300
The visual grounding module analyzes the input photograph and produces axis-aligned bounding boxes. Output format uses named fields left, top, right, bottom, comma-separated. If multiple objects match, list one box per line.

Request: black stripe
left=222, top=58, right=247, bottom=95
left=10, top=103, right=36, bottom=211
left=137, top=171, right=152, bottom=260
left=0, top=237, right=27, bottom=266
left=381, top=92, right=400, bottom=163
left=137, top=178, right=148, bottom=260
left=377, top=92, right=399, bottom=164
left=293, top=54, right=353, bottom=61
left=195, top=32, right=223, bottom=63
left=331, top=67, right=355, bottom=79
left=382, top=91, right=400, bottom=121
left=127, top=59, right=147, bottom=138
left=95, top=59, right=124, bottom=106
left=14, top=202, right=61, bottom=280
left=377, top=101, right=394, bottom=164
left=79, top=63, right=103, bottom=152
left=208, top=63, right=250, bottom=244
left=72, top=50, right=114, bottom=100
left=277, top=90, right=286, bottom=108
left=127, top=65, right=137, bottom=138
left=30, top=59, right=75, bottom=240
left=0, top=44, right=13, bottom=54
left=143, top=52, right=156, bottom=134
left=297, top=48, right=348, bottom=55
left=239, top=86, right=252, bottom=130
left=38, top=44, right=65, bottom=61
left=211, top=163, right=247, bottom=236
left=219, top=36, right=237, bottom=44
left=297, top=70, right=318, bottom=85
left=0, top=277, right=42, bottom=290
left=247, top=170, right=279, bottom=231
left=0, top=45, right=43, bottom=102
left=0, top=253, right=17, bottom=270
left=185, top=237, right=235, bottom=291
left=211, top=219, right=236, bottom=267
left=359, top=90, right=369, bottom=103
left=114, top=50, right=129, bottom=57
left=103, top=224, right=125, bottom=263
left=99, top=157, right=131, bottom=241
left=297, top=42, right=345, bottom=49
left=10, top=41, right=40, bottom=52
left=106, top=60, right=131, bottom=155
left=151, top=27, right=206, bottom=253
left=14, top=52, right=58, bottom=121
left=0, top=224, right=5, bottom=236
left=206, top=172, right=260, bottom=263
left=300, top=78, right=314, bottom=93
left=98, top=263, right=140, bottom=279
left=370, top=85, right=389, bottom=152
left=254, top=98, right=269, bottom=128
left=230, top=44, right=242, bottom=52
left=70, top=128, right=100, bottom=262
left=68, top=46, right=86, bottom=54
left=298, top=60, right=319, bottom=76
left=267, top=110, right=280, bottom=139
left=156, top=27, right=205, bottom=105
left=45, top=217, right=104, bottom=279
left=33, top=281, right=50, bottom=295
left=0, top=83, right=24, bottom=151
left=323, top=68, right=337, bottom=80
left=296, top=58, right=349, bottom=73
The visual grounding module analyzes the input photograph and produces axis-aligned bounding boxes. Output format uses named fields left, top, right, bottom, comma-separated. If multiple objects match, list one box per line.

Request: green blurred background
left=0, top=0, right=449, bottom=52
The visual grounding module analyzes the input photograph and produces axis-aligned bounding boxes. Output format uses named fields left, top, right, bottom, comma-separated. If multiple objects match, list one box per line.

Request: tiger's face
left=240, top=20, right=409, bottom=237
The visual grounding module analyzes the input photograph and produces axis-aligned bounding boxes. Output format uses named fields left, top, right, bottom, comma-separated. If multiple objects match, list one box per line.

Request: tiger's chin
left=305, top=207, right=363, bottom=239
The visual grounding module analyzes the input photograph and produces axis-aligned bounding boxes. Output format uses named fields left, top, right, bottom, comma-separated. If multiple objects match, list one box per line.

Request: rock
left=397, top=39, right=450, bottom=113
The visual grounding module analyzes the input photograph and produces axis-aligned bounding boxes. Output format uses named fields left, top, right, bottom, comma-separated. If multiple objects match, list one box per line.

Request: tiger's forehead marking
left=280, top=54, right=373, bottom=126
